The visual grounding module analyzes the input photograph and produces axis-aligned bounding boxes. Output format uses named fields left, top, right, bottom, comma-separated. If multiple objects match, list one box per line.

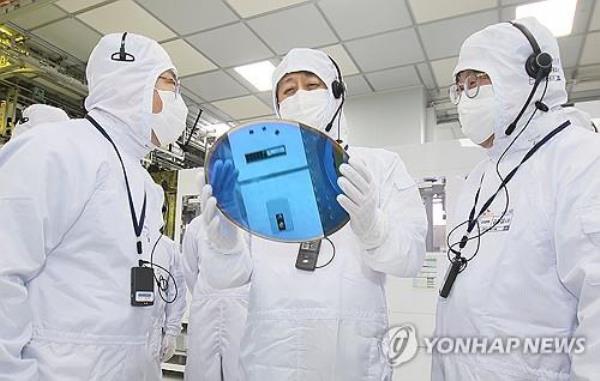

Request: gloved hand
left=160, top=334, right=177, bottom=362
left=336, top=157, right=387, bottom=249
left=201, top=184, right=244, bottom=255
left=209, top=159, right=238, bottom=212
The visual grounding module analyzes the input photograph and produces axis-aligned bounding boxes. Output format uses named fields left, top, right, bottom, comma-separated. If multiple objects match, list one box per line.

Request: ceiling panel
left=255, top=91, right=274, bottom=107
left=408, top=0, right=497, bottom=24
left=161, top=39, right=217, bottom=77
left=187, top=23, right=273, bottom=67
left=248, top=4, right=337, bottom=55
left=318, top=0, right=412, bottom=40
left=78, top=0, right=176, bottom=41
left=343, top=75, right=372, bottom=96
left=33, top=18, right=101, bottom=61
left=181, top=88, right=206, bottom=105
left=590, top=0, right=600, bottom=31
left=577, top=64, right=600, bottom=79
left=320, top=44, right=359, bottom=76
left=345, top=29, right=424, bottom=72
left=56, top=0, right=109, bottom=12
left=580, top=32, right=600, bottom=65
left=183, top=70, right=250, bottom=101
left=417, top=62, right=437, bottom=89
left=419, top=10, right=499, bottom=60
left=430, top=56, right=458, bottom=87
left=10, top=4, right=66, bottom=30
left=136, top=0, right=238, bottom=35
left=557, top=35, right=584, bottom=69
left=225, top=0, right=308, bottom=18
left=212, top=95, right=273, bottom=120
left=366, top=66, right=421, bottom=91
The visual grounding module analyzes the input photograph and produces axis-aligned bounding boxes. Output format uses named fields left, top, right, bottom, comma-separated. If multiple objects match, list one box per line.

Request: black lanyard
left=462, top=119, right=571, bottom=240
left=441, top=119, right=571, bottom=298
left=85, top=115, right=147, bottom=255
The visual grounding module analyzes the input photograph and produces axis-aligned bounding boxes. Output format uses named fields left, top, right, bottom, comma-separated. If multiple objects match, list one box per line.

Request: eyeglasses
left=157, top=75, right=181, bottom=98
left=448, top=72, right=489, bottom=105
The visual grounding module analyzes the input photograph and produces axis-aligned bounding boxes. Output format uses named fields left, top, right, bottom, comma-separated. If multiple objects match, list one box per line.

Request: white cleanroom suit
left=0, top=32, right=186, bottom=380
left=433, top=18, right=600, bottom=381
left=198, top=48, right=428, bottom=380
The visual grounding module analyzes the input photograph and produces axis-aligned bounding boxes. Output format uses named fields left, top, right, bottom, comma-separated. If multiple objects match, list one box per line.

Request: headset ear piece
left=331, top=80, right=345, bottom=99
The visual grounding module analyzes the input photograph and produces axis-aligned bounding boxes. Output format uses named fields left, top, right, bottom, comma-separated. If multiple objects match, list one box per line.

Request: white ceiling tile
left=320, top=44, right=359, bottom=76
left=161, top=39, right=217, bottom=77
left=430, top=56, right=458, bottom=87
left=200, top=102, right=235, bottom=122
left=318, top=0, right=412, bottom=40
left=56, top=0, right=108, bottom=12
left=577, top=64, right=600, bottom=79
left=136, top=0, right=238, bottom=35
left=226, top=0, right=308, bottom=18
left=408, top=0, right=497, bottom=23
left=187, top=23, right=273, bottom=67
left=78, top=0, right=176, bottom=41
left=417, top=62, right=436, bottom=89
left=255, top=91, right=274, bottom=107
left=572, top=79, right=600, bottom=92
left=366, top=66, right=421, bottom=91
left=580, top=32, right=600, bottom=65
left=183, top=71, right=250, bottom=101
left=343, top=75, right=372, bottom=96
left=557, top=35, right=583, bottom=69
left=212, top=95, right=273, bottom=120
left=419, top=10, right=499, bottom=60
left=33, top=18, right=101, bottom=60
left=181, top=89, right=206, bottom=105
left=10, top=5, right=66, bottom=30
left=591, top=0, right=600, bottom=31
left=500, top=6, right=515, bottom=21
left=345, top=29, right=424, bottom=72
left=248, top=4, right=337, bottom=55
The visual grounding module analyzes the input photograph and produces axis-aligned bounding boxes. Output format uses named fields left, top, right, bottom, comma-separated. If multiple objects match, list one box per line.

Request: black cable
left=142, top=234, right=179, bottom=304
left=315, top=237, right=336, bottom=269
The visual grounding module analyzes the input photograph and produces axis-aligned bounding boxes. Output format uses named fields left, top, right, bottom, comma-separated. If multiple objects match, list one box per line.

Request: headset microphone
left=325, top=56, right=345, bottom=136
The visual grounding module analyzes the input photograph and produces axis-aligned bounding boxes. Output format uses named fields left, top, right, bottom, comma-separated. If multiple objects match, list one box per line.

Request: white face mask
left=458, top=85, right=496, bottom=146
left=279, top=89, right=333, bottom=131
left=150, top=90, right=188, bottom=147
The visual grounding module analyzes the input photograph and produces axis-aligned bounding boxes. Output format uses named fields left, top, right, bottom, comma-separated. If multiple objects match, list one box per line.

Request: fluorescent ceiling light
left=515, top=0, right=577, bottom=37
left=459, top=138, right=478, bottom=147
left=234, top=61, right=275, bottom=92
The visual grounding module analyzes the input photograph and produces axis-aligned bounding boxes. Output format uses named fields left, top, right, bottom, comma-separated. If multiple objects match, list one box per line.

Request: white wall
left=345, top=87, right=427, bottom=147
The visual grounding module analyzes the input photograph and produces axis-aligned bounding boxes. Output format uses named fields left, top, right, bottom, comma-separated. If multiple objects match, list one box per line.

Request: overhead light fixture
left=515, top=0, right=577, bottom=37
left=234, top=61, right=276, bottom=92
